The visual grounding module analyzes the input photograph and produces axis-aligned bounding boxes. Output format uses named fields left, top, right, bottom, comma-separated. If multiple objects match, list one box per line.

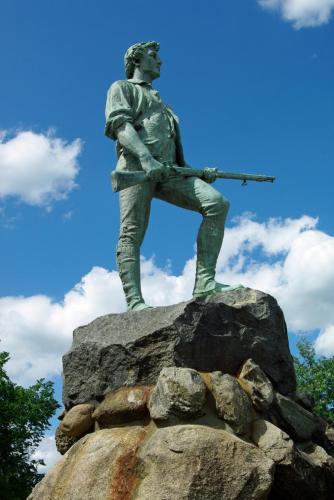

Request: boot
left=116, top=245, right=151, bottom=311
left=193, top=218, right=242, bottom=297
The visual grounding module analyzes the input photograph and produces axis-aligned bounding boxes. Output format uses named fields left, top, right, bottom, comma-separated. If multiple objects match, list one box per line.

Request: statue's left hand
left=202, top=167, right=218, bottom=184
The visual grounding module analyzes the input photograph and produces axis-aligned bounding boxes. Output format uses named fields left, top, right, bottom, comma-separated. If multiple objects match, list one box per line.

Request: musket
left=111, top=165, right=275, bottom=193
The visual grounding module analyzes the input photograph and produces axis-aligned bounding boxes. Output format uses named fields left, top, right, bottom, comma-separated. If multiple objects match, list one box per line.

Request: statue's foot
left=213, top=282, right=244, bottom=293
left=193, top=282, right=244, bottom=298
left=128, top=301, right=152, bottom=312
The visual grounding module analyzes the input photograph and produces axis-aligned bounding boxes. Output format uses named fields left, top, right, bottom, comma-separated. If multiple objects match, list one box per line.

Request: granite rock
left=211, top=372, right=253, bottom=434
left=238, top=358, right=274, bottom=411
left=253, top=420, right=334, bottom=500
left=296, top=441, right=334, bottom=469
left=269, top=441, right=334, bottom=500
left=62, top=288, right=296, bottom=407
left=28, top=427, right=147, bottom=500
left=93, top=386, right=151, bottom=426
left=291, top=391, right=314, bottom=411
left=148, top=367, right=206, bottom=420
left=274, top=392, right=318, bottom=441
left=59, top=403, right=95, bottom=438
left=29, top=425, right=275, bottom=500
left=55, top=425, right=78, bottom=455
left=136, top=425, right=274, bottom=500
left=252, top=419, right=294, bottom=464
left=30, top=285, right=334, bottom=499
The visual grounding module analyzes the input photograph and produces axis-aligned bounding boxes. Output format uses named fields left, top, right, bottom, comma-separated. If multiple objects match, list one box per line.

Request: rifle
left=111, top=165, right=275, bottom=193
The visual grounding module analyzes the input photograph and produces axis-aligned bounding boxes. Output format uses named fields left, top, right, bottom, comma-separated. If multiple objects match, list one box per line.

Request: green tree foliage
left=0, top=351, right=59, bottom=500
left=294, top=338, right=334, bottom=423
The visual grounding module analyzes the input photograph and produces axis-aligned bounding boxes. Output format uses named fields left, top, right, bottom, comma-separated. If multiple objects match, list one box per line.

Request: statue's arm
left=115, top=123, right=168, bottom=181
left=105, top=81, right=168, bottom=181
left=115, top=122, right=154, bottom=166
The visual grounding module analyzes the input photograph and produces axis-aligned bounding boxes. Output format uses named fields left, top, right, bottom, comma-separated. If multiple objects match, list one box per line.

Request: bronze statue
left=105, top=42, right=273, bottom=311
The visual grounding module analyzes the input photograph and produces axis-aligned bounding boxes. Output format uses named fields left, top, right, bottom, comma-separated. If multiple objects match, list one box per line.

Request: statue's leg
left=117, top=181, right=154, bottom=311
left=156, top=176, right=241, bottom=296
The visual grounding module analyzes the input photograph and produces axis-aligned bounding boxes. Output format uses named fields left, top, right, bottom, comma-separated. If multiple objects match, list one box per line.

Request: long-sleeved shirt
left=105, top=78, right=185, bottom=170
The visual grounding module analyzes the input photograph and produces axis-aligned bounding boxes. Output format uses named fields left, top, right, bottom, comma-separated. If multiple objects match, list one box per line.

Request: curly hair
left=124, top=41, right=160, bottom=79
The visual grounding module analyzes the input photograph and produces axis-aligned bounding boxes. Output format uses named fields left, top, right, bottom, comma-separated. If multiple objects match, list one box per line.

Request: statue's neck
left=132, top=68, right=153, bottom=84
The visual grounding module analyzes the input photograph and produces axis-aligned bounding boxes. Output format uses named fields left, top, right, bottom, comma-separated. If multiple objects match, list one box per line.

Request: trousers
left=116, top=175, right=229, bottom=310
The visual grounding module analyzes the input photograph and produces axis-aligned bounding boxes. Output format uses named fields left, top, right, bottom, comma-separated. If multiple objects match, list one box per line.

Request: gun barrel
left=172, top=167, right=275, bottom=183
left=216, top=171, right=275, bottom=182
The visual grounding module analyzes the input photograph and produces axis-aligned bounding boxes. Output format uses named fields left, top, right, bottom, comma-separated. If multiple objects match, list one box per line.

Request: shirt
left=105, top=79, right=185, bottom=170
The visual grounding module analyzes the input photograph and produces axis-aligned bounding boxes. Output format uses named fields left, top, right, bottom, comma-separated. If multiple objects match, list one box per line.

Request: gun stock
left=111, top=170, right=148, bottom=192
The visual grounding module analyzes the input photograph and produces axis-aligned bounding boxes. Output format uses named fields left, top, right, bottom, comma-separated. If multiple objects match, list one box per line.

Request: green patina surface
left=105, top=41, right=238, bottom=311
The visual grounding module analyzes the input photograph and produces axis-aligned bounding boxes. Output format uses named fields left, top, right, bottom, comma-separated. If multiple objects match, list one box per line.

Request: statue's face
left=138, top=48, right=162, bottom=80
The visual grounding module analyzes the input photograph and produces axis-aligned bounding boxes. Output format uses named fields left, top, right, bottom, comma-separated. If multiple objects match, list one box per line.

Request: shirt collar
left=127, top=78, right=152, bottom=87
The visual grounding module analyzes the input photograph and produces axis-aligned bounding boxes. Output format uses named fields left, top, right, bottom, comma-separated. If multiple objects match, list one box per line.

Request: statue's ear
left=134, top=57, right=141, bottom=67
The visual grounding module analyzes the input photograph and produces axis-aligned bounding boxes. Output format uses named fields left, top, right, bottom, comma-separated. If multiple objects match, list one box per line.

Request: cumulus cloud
left=0, top=268, right=124, bottom=385
left=0, top=130, right=81, bottom=207
left=1, top=213, right=334, bottom=388
left=258, top=0, right=334, bottom=28
left=217, top=215, right=334, bottom=334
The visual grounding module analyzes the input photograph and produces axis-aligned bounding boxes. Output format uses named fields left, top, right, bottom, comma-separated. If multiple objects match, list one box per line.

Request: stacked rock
left=29, top=289, right=334, bottom=500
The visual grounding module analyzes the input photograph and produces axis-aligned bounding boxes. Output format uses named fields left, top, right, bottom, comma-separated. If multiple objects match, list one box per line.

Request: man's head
left=124, top=41, right=161, bottom=80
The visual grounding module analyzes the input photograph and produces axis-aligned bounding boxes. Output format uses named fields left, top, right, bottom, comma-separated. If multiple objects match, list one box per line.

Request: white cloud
left=315, top=325, right=334, bottom=356
left=0, top=130, right=81, bottom=207
left=217, top=215, right=334, bottom=334
left=0, top=268, right=125, bottom=385
left=1, top=214, right=334, bottom=388
left=31, top=435, right=61, bottom=473
left=258, top=0, right=334, bottom=28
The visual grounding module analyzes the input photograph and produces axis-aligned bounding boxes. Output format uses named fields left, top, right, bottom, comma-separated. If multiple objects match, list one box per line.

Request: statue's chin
left=151, top=70, right=160, bottom=80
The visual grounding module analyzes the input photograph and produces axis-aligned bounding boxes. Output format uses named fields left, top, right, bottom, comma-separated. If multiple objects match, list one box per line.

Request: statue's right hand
left=141, top=157, right=170, bottom=182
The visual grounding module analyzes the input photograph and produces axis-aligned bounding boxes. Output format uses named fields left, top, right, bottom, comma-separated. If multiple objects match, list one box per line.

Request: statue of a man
left=105, top=41, right=238, bottom=311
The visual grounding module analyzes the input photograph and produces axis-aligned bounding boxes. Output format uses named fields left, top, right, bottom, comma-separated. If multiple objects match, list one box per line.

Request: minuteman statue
left=105, top=41, right=240, bottom=311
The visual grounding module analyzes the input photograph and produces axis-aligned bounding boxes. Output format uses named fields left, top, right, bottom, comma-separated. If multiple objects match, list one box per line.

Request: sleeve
left=105, top=81, right=134, bottom=140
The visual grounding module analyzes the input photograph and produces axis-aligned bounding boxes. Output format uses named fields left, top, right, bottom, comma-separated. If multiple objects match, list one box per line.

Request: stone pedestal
left=29, top=288, right=334, bottom=500
left=62, top=288, right=296, bottom=408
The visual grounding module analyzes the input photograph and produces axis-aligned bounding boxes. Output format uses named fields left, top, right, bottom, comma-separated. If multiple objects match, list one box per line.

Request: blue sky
left=1, top=0, right=334, bottom=468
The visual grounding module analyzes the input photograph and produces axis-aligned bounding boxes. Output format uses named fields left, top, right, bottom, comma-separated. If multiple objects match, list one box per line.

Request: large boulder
left=28, top=425, right=274, bottom=500
left=62, top=288, right=295, bottom=407
left=136, top=425, right=274, bottom=500
left=28, top=427, right=147, bottom=500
